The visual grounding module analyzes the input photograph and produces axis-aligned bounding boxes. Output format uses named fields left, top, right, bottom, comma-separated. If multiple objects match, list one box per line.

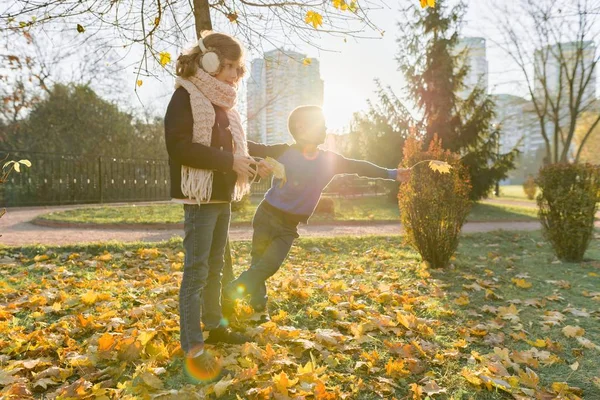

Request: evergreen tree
left=397, top=0, right=518, bottom=200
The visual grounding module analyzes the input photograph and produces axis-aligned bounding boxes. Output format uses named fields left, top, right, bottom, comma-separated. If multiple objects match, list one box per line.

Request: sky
left=126, top=1, right=533, bottom=133
left=16, top=0, right=595, bottom=133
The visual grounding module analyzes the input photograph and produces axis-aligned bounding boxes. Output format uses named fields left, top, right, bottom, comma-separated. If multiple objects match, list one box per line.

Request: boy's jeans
left=230, top=202, right=299, bottom=310
left=179, top=203, right=230, bottom=354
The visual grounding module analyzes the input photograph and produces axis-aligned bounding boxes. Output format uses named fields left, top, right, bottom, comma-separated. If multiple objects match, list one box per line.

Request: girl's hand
left=232, top=155, right=256, bottom=178
left=396, top=168, right=411, bottom=183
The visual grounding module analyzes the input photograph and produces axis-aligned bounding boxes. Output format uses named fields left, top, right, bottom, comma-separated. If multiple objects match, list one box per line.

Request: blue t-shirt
left=264, top=147, right=396, bottom=218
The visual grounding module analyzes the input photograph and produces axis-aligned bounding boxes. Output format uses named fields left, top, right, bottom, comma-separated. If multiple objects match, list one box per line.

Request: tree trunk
left=193, top=0, right=212, bottom=39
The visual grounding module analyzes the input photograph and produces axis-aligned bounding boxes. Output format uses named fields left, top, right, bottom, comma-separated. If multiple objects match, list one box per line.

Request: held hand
left=256, top=159, right=274, bottom=178
left=232, top=155, right=256, bottom=179
left=396, top=168, right=411, bottom=183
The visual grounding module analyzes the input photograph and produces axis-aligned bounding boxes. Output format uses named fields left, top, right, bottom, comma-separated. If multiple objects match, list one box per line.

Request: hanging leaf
left=305, top=11, right=323, bottom=29
left=159, top=51, right=171, bottom=67
left=76, top=24, right=85, bottom=33
left=420, top=0, right=435, bottom=8
left=227, top=12, right=238, bottom=23
left=136, top=80, right=143, bottom=87
left=332, top=0, right=348, bottom=11
left=302, top=58, right=312, bottom=66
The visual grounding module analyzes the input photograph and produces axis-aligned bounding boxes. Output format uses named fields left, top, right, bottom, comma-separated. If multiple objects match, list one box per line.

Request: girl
left=164, top=31, right=286, bottom=378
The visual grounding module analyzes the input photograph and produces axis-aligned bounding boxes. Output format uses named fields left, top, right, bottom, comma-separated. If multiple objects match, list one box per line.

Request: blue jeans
left=231, top=202, right=299, bottom=309
left=179, top=203, right=231, bottom=354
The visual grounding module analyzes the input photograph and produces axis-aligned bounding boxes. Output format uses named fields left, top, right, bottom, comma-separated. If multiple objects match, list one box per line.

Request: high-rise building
left=456, top=37, right=488, bottom=98
left=534, top=41, right=597, bottom=106
left=492, top=94, right=543, bottom=155
left=246, top=49, right=324, bottom=144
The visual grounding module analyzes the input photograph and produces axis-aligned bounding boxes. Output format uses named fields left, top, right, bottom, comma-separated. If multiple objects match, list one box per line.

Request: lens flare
left=302, top=148, right=319, bottom=160
left=236, top=284, right=246, bottom=295
left=184, top=349, right=222, bottom=382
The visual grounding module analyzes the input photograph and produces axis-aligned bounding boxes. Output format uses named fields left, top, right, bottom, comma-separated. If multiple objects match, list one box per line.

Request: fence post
left=98, top=156, right=103, bottom=204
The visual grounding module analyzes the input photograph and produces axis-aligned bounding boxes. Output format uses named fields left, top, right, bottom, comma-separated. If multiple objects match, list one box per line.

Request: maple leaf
left=97, top=253, right=112, bottom=262
left=497, top=304, right=520, bottom=322
left=332, top=0, right=348, bottom=10
left=305, top=11, right=323, bottom=29
left=80, top=291, right=98, bottom=305
left=264, top=157, right=287, bottom=187
left=409, top=382, right=423, bottom=399
left=273, top=371, right=299, bottom=396
left=385, top=358, right=410, bottom=377
left=428, top=160, right=452, bottom=173
left=576, top=337, right=600, bottom=350
left=454, top=295, right=470, bottom=305
left=98, top=333, right=116, bottom=352
left=117, top=337, right=143, bottom=361
left=139, top=370, right=163, bottom=390
left=512, top=278, right=532, bottom=288
left=0, top=369, right=20, bottom=386
left=519, top=367, right=540, bottom=388
left=213, top=376, right=234, bottom=397
left=422, top=380, right=446, bottom=395
left=461, top=368, right=482, bottom=386
left=562, top=325, right=585, bottom=338
left=159, top=51, right=171, bottom=67
left=238, top=365, right=258, bottom=381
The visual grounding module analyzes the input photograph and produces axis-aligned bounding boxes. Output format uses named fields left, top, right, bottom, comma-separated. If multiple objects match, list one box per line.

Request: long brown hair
left=175, top=31, right=246, bottom=79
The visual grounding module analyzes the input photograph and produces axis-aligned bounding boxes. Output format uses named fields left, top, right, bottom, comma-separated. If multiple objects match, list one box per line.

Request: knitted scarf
left=175, top=69, right=251, bottom=204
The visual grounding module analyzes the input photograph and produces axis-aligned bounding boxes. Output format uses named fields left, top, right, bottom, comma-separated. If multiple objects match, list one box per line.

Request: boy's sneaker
left=249, top=303, right=270, bottom=324
left=185, top=351, right=229, bottom=383
left=204, top=326, right=252, bottom=344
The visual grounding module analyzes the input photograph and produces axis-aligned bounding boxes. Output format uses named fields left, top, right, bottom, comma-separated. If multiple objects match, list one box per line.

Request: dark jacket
left=164, top=87, right=288, bottom=201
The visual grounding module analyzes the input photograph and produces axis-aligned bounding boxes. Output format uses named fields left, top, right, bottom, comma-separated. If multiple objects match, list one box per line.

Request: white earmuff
left=198, top=38, right=220, bottom=75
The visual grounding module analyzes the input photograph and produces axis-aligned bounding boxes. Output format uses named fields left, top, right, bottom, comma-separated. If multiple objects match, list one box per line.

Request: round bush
left=398, top=136, right=472, bottom=268
left=536, top=163, right=600, bottom=262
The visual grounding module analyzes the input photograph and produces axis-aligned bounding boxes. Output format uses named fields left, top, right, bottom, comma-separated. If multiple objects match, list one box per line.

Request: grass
left=36, top=196, right=540, bottom=225
left=498, top=184, right=538, bottom=201
left=1, top=231, right=599, bottom=398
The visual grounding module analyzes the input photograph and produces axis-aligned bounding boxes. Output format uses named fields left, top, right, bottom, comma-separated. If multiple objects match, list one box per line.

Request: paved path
left=1, top=201, right=598, bottom=247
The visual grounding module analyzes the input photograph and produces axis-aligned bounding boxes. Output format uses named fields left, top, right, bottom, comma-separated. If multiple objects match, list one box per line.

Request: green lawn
left=498, top=184, right=538, bottom=201
left=36, top=196, right=540, bottom=225
left=1, top=231, right=599, bottom=398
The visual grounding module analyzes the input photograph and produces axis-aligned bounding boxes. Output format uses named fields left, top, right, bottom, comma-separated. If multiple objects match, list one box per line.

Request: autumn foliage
left=536, top=163, right=600, bottom=262
left=398, top=136, right=472, bottom=268
left=522, top=175, right=537, bottom=200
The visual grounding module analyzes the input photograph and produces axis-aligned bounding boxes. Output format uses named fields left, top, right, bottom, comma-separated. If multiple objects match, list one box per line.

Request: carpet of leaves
left=0, top=232, right=599, bottom=399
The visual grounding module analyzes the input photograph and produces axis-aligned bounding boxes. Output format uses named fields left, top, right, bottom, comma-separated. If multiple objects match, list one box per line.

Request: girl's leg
left=202, top=203, right=231, bottom=329
left=179, top=204, right=219, bottom=355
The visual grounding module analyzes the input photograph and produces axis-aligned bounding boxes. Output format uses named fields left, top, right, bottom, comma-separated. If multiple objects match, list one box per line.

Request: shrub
left=536, top=163, right=600, bottom=262
left=398, top=136, right=472, bottom=268
left=314, top=197, right=335, bottom=216
left=231, top=194, right=250, bottom=212
left=522, top=175, right=537, bottom=200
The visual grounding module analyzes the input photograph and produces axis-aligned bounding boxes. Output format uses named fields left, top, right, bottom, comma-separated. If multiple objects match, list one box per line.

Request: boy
left=225, top=105, right=410, bottom=316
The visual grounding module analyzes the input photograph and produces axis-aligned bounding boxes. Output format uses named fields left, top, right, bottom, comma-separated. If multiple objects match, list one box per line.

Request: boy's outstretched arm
left=330, top=152, right=411, bottom=183
left=247, top=141, right=289, bottom=159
